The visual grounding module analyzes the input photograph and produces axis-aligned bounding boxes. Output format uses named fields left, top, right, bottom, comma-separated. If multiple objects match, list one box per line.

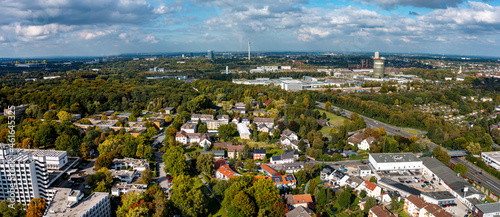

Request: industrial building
left=481, top=151, right=500, bottom=170
left=369, top=153, right=423, bottom=172
left=420, top=191, right=456, bottom=206
left=474, top=202, right=500, bottom=217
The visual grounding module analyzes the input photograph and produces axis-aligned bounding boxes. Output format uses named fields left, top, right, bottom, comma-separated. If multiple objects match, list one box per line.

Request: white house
left=356, top=180, right=381, bottom=198
left=270, top=152, right=295, bottom=164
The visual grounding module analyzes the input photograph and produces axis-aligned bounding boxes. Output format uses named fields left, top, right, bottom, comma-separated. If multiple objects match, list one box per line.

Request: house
left=286, top=206, right=314, bottom=217
left=227, top=145, right=245, bottom=159
left=282, top=162, right=305, bottom=173
left=254, top=110, right=270, bottom=117
left=199, top=150, right=226, bottom=159
left=348, top=133, right=375, bottom=151
left=369, top=206, right=396, bottom=217
left=175, top=131, right=212, bottom=147
left=358, top=165, right=372, bottom=177
left=191, top=114, right=214, bottom=122
left=216, top=164, right=241, bottom=180
left=180, top=123, right=197, bottom=134
left=284, top=194, right=313, bottom=208
left=317, top=119, right=329, bottom=127
left=405, top=195, right=453, bottom=217
left=257, top=174, right=297, bottom=189
left=345, top=176, right=364, bottom=189
left=270, top=152, right=295, bottom=164
left=112, top=158, right=149, bottom=172
left=356, top=180, right=381, bottom=197
left=260, top=164, right=281, bottom=177
left=232, top=117, right=239, bottom=124
left=321, top=166, right=349, bottom=186
left=281, top=129, right=300, bottom=148
left=281, top=129, right=299, bottom=141
left=257, top=124, right=272, bottom=134
left=110, top=170, right=140, bottom=183
left=213, top=142, right=232, bottom=150
left=234, top=102, right=246, bottom=109
left=253, top=149, right=266, bottom=160
left=164, top=107, right=175, bottom=114
left=254, top=118, right=274, bottom=128
left=111, top=182, right=147, bottom=196
left=241, top=117, right=250, bottom=126
left=237, top=123, right=251, bottom=139
left=218, top=115, right=230, bottom=125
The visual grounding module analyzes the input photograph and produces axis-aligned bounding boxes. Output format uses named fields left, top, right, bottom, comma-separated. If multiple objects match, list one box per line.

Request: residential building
left=369, top=206, right=396, bottom=217
left=348, top=133, right=375, bottom=151
left=420, top=191, right=456, bottom=206
left=227, top=145, right=245, bottom=159
left=481, top=151, right=500, bottom=170
left=180, top=123, right=197, bottom=134
left=216, top=164, right=241, bottom=180
left=286, top=206, right=314, bottom=217
left=163, top=107, right=175, bottom=114
left=175, top=131, right=212, bottom=147
left=282, top=162, right=305, bottom=173
left=3, top=104, right=29, bottom=119
left=110, top=169, right=139, bottom=183
left=321, top=165, right=349, bottom=186
left=271, top=152, right=295, bottom=164
left=404, top=194, right=453, bottom=217
left=44, top=188, right=111, bottom=217
left=369, top=153, right=423, bottom=172
left=0, top=147, right=49, bottom=205
left=237, top=123, right=251, bottom=139
left=284, top=194, right=313, bottom=208
left=421, top=157, right=485, bottom=208
left=345, top=176, right=364, bottom=189
left=18, top=149, right=68, bottom=170
left=254, top=118, right=274, bottom=128
left=358, top=165, right=372, bottom=177
left=191, top=114, right=214, bottom=123
left=213, top=142, right=232, bottom=150
left=474, top=202, right=500, bottom=217
left=356, top=180, right=381, bottom=197
left=217, top=115, right=230, bottom=125
left=260, top=164, right=281, bottom=177
left=112, top=158, right=149, bottom=172
left=241, top=117, right=250, bottom=126
left=257, top=174, right=297, bottom=189
left=317, top=119, right=329, bottom=127
left=281, top=129, right=299, bottom=142
left=206, top=120, right=222, bottom=131
left=253, top=149, right=266, bottom=160
left=111, top=182, right=147, bottom=196
left=199, top=150, right=226, bottom=159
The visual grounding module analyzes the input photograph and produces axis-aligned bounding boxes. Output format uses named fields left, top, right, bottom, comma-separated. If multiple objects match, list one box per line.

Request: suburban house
left=256, top=174, right=297, bottom=189
left=254, top=118, right=275, bottom=128
left=216, top=163, right=241, bottom=180
left=285, top=194, right=313, bottom=208
left=191, top=114, right=214, bottom=123
left=282, top=162, right=305, bottom=173
left=217, top=115, right=230, bottom=125
left=321, top=166, right=349, bottom=186
left=356, top=180, right=381, bottom=198
left=175, top=131, right=212, bottom=147
left=163, top=107, right=175, bottom=114
left=280, top=129, right=300, bottom=149
left=260, top=164, right=282, bottom=177
left=257, top=124, right=273, bottom=134
left=112, top=158, right=149, bottom=172
left=347, top=133, right=375, bottom=151
left=227, top=145, right=245, bottom=159
left=253, top=149, right=266, bottom=160
left=317, top=119, right=329, bottom=127
left=286, top=206, right=314, bottom=217
left=241, top=117, right=251, bottom=126
left=345, top=176, right=364, bottom=189
left=270, top=152, right=295, bottom=164
left=213, top=142, right=232, bottom=150
left=369, top=206, right=396, bottom=217
left=358, top=165, right=372, bottom=177
left=180, top=123, right=197, bottom=134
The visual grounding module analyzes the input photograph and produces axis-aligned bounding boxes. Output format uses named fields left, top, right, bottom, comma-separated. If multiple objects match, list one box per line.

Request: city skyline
left=1, top=0, right=500, bottom=58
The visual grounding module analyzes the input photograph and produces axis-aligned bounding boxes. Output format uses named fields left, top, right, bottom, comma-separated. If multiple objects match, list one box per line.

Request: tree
left=453, top=163, right=468, bottom=176
left=325, top=101, right=332, bottom=111
left=369, top=176, right=377, bottom=183
left=378, top=127, right=386, bottom=136
left=196, top=153, right=214, bottom=176
left=307, top=179, right=317, bottom=194
left=298, top=140, right=306, bottom=152
left=249, top=178, right=280, bottom=212
left=241, top=144, right=252, bottom=160
left=231, top=191, right=255, bottom=217
left=364, top=197, right=377, bottom=213
left=390, top=195, right=400, bottom=212
left=198, top=124, right=208, bottom=133
left=244, top=159, right=257, bottom=171
left=117, top=192, right=144, bottom=217
left=95, top=155, right=113, bottom=170
left=0, top=201, right=25, bottom=217
left=312, top=138, right=324, bottom=149
left=171, top=175, right=205, bottom=217
left=26, top=198, right=46, bottom=217
left=142, top=168, right=153, bottom=184
left=433, top=146, right=451, bottom=164
left=80, top=143, right=91, bottom=160
left=359, top=190, right=367, bottom=198
left=213, top=180, right=229, bottom=198
left=35, top=123, right=56, bottom=148
left=218, top=123, right=237, bottom=141
left=338, top=189, right=352, bottom=208
left=163, top=146, right=188, bottom=177
left=235, top=160, right=243, bottom=169
left=57, top=111, right=72, bottom=122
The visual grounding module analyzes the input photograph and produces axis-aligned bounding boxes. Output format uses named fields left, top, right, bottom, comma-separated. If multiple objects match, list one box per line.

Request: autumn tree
left=453, top=163, right=468, bottom=176
left=26, top=198, right=46, bottom=217
left=0, top=200, right=25, bottom=217
left=325, top=101, right=332, bottom=111
left=171, top=175, right=205, bottom=217
left=196, top=153, right=214, bottom=176
left=57, top=111, right=72, bottom=122
left=142, top=168, right=153, bottom=184
left=433, top=146, right=451, bottom=164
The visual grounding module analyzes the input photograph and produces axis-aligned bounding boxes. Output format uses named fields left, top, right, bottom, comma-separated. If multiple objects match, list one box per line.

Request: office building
left=373, top=51, right=385, bottom=78
left=0, top=146, right=49, bottom=205
left=207, top=50, right=214, bottom=59
left=481, top=151, right=500, bottom=170
left=44, top=188, right=111, bottom=217
left=18, top=149, right=68, bottom=170
left=222, top=53, right=232, bottom=59
left=369, top=153, right=423, bottom=172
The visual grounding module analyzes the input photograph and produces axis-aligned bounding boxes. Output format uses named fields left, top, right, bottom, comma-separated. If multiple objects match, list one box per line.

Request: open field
left=314, top=109, right=346, bottom=127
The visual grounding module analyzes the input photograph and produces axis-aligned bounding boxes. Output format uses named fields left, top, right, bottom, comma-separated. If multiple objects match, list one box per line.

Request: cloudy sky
left=1, top=0, right=499, bottom=58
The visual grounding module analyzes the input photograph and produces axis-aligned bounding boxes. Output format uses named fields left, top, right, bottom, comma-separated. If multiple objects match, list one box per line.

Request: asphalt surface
left=452, top=158, right=500, bottom=198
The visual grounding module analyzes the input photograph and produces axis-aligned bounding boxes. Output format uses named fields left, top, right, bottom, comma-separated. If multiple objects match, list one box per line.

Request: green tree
left=34, top=123, right=56, bottom=148
left=0, top=200, right=25, bottom=217
left=453, top=163, right=468, bottom=176
left=196, top=153, right=215, bottom=176
left=198, top=124, right=208, bottom=133
left=307, top=179, right=317, bottom=194
left=218, top=123, right=237, bottom=141
left=325, top=101, right=332, bottom=111
left=241, top=144, right=252, bottom=160
left=231, top=191, right=255, bottom=217
left=142, top=168, right=153, bottom=184
left=359, top=190, right=367, bottom=198
left=57, top=111, right=72, bottom=122
left=213, top=180, right=229, bottom=198
left=298, top=140, right=306, bottom=152
left=94, top=155, right=113, bottom=170
left=390, top=195, right=400, bottom=212
left=338, top=189, right=352, bottom=208
left=244, top=159, right=257, bottom=171
left=117, top=192, right=144, bottom=217
left=249, top=178, right=280, bottom=212
left=369, top=176, right=377, bottom=183
left=363, top=197, right=377, bottom=213
left=171, top=175, right=205, bottom=217
left=163, top=146, right=188, bottom=177
left=433, top=146, right=451, bottom=164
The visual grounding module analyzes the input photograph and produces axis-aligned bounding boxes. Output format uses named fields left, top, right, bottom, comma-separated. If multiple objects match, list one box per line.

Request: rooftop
left=17, top=149, right=67, bottom=158
left=475, top=202, right=500, bottom=213
left=286, top=206, right=314, bottom=217
left=358, top=165, right=370, bottom=171
left=44, top=188, right=108, bottom=217
left=481, top=151, right=500, bottom=161
left=421, top=191, right=455, bottom=200
left=406, top=194, right=428, bottom=209
left=370, top=205, right=395, bottom=217
left=370, top=153, right=421, bottom=163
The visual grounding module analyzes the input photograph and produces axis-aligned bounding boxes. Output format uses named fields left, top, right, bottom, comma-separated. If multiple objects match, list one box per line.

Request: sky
left=1, top=0, right=500, bottom=58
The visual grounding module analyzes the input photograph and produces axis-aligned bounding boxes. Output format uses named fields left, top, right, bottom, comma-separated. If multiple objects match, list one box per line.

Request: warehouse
left=369, top=153, right=423, bottom=172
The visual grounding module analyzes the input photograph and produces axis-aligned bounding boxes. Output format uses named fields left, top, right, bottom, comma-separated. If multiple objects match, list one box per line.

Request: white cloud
left=143, top=34, right=159, bottom=43
left=153, top=5, right=175, bottom=14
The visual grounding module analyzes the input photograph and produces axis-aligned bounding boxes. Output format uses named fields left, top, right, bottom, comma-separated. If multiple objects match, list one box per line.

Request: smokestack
left=375, top=51, right=379, bottom=59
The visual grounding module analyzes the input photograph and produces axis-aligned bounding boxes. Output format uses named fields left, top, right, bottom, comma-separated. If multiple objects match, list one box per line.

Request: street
left=452, top=157, right=500, bottom=198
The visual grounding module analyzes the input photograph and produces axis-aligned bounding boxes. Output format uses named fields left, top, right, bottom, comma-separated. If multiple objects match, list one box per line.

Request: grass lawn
left=404, top=129, right=420, bottom=135
left=320, top=126, right=333, bottom=135
left=399, top=211, right=409, bottom=217
left=314, top=109, right=346, bottom=127
left=237, top=139, right=278, bottom=149
left=267, top=149, right=285, bottom=158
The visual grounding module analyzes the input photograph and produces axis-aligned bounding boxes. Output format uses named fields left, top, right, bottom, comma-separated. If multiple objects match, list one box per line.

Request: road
left=452, top=158, right=500, bottom=198
left=184, top=154, right=222, bottom=204
left=315, top=101, right=443, bottom=151
left=155, top=151, right=171, bottom=196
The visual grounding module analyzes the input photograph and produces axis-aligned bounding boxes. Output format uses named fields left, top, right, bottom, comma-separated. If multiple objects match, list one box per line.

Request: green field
left=314, top=109, right=346, bottom=127
left=320, top=126, right=333, bottom=135
left=404, top=129, right=420, bottom=135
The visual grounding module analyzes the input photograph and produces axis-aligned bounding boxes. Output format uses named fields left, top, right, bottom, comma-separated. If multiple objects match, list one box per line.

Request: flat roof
left=379, top=177, right=421, bottom=195
left=481, top=151, right=500, bottom=161
left=45, top=188, right=109, bottom=217
left=358, top=165, right=370, bottom=171
left=421, top=191, right=455, bottom=200
left=370, top=153, right=421, bottom=163
left=476, top=203, right=500, bottom=214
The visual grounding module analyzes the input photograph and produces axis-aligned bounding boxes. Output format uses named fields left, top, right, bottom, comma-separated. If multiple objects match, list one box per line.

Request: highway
left=452, top=157, right=500, bottom=198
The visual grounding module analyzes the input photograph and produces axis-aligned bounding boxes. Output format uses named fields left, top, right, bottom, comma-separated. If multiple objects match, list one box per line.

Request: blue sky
left=1, top=0, right=500, bottom=57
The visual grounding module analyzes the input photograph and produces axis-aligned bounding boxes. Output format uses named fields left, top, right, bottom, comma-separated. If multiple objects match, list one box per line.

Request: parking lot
left=379, top=170, right=449, bottom=192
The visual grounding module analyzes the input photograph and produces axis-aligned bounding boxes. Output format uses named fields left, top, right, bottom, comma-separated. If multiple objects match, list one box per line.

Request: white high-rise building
left=44, top=188, right=111, bottom=217
left=0, top=147, right=49, bottom=205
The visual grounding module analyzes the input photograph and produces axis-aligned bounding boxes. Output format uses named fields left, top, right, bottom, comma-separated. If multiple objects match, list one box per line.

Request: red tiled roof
left=370, top=206, right=395, bottom=217
left=406, top=195, right=427, bottom=209
left=293, top=194, right=313, bottom=204
left=227, top=145, right=245, bottom=152
left=260, top=164, right=279, bottom=176
left=364, top=180, right=378, bottom=191
left=217, top=164, right=238, bottom=179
